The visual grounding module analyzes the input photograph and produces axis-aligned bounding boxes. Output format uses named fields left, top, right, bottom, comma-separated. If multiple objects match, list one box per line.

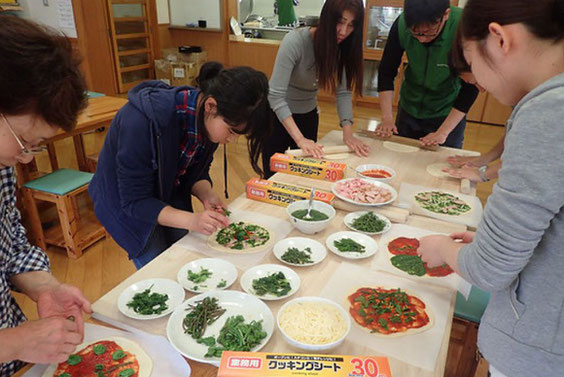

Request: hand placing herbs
left=251, top=272, right=292, bottom=297
left=187, top=267, right=213, bottom=284
left=334, top=238, right=366, bottom=253
left=350, top=212, right=387, bottom=233
left=182, top=297, right=226, bottom=339
left=281, top=246, right=313, bottom=265
left=126, top=286, right=169, bottom=315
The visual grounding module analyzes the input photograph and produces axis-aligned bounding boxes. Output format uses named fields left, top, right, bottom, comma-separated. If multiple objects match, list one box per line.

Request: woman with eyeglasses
left=89, top=62, right=272, bottom=268
left=417, top=0, right=564, bottom=375
left=0, top=15, right=92, bottom=377
left=262, top=0, right=370, bottom=177
left=376, top=0, right=479, bottom=148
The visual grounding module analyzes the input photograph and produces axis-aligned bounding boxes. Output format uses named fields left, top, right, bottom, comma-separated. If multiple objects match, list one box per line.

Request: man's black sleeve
left=453, top=80, right=479, bottom=113
left=377, top=18, right=404, bottom=92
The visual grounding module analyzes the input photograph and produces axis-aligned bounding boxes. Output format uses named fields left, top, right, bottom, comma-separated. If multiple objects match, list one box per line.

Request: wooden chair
left=86, top=152, right=99, bottom=173
left=22, top=168, right=105, bottom=258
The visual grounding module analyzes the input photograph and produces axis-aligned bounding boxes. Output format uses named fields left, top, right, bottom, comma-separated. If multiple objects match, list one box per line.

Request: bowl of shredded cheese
left=277, top=296, right=351, bottom=351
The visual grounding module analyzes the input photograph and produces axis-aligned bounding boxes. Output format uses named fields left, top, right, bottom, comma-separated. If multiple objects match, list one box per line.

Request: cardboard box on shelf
left=154, top=59, right=197, bottom=87
left=162, top=48, right=208, bottom=66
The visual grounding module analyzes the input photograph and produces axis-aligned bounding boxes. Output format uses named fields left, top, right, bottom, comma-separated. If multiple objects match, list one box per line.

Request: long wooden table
left=88, top=131, right=477, bottom=377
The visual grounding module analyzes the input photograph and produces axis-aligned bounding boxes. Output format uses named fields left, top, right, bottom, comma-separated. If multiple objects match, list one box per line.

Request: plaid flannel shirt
left=175, top=89, right=205, bottom=186
left=0, top=167, right=50, bottom=377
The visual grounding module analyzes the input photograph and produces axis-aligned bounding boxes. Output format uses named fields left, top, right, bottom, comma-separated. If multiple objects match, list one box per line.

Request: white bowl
left=177, top=258, right=238, bottom=293
left=117, top=278, right=185, bottom=320
left=277, top=296, right=351, bottom=351
left=240, top=264, right=300, bottom=300
left=356, top=164, right=396, bottom=183
left=286, top=200, right=336, bottom=234
left=344, top=211, right=392, bottom=235
left=273, top=237, right=327, bottom=267
left=331, top=178, right=398, bottom=207
left=326, top=231, right=379, bottom=259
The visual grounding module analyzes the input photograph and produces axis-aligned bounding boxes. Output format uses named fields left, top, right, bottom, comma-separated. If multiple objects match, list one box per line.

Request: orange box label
left=270, top=153, right=346, bottom=182
left=246, top=177, right=335, bottom=207
left=218, top=351, right=393, bottom=377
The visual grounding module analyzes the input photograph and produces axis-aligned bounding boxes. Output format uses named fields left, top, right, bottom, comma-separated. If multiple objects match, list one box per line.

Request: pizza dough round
left=323, top=153, right=351, bottom=160
left=413, top=191, right=473, bottom=216
left=207, top=222, right=275, bottom=254
left=42, top=336, right=152, bottom=377
left=426, top=163, right=453, bottom=178
left=383, top=141, right=419, bottom=153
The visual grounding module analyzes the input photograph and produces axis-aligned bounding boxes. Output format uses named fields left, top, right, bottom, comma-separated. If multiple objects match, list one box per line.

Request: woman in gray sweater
left=417, top=1, right=564, bottom=376
left=262, top=0, right=369, bottom=177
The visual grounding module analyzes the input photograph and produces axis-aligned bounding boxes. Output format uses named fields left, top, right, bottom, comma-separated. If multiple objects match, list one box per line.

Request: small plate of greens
left=166, top=290, right=274, bottom=366
left=177, top=258, right=238, bottom=293
left=240, top=264, right=300, bottom=301
left=344, top=211, right=392, bottom=235
left=273, top=237, right=327, bottom=267
left=326, top=231, right=379, bottom=259
left=117, top=278, right=185, bottom=320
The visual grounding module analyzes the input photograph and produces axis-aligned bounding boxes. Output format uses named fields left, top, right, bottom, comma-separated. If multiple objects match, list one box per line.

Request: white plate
left=177, top=258, right=238, bottom=293
left=325, top=231, right=379, bottom=259
left=344, top=211, right=392, bottom=235
left=240, top=264, right=300, bottom=300
left=117, top=278, right=185, bottom=320
left=273, top=237, right=327, bottom=267
left=331, top=178, right=397, bottom=207
left=166, top=290, right=275, bottom=366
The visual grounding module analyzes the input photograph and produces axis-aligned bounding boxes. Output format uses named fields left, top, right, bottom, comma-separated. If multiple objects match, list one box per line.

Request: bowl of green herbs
left=286, top=200, right=336, bottom=234
left=273, top=237, right=328, bottom=267
left=240, top=264, right=301, bottom=300
left=344, top=211, right=392, bottom=235
left=117, top=278, right=185, bottom=320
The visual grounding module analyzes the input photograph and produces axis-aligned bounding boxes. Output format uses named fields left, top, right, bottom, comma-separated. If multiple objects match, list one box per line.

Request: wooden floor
left=13, top=100, right=502, bottom=376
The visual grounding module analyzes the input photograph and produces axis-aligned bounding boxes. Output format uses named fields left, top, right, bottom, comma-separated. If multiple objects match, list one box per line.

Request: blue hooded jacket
left=89, top=81, right=217, bottom=258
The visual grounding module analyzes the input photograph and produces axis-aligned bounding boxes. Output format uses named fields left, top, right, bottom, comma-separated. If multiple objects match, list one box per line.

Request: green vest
left=397, top=6, right=462, bottom=119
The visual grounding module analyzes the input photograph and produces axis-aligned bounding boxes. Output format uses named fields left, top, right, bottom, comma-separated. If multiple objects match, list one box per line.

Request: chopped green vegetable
left=196, top=336, right=217, bottom=346
left=251, top=272, right=292, bottom=297
left=182, top=296, right=226, bottom=339
left=112, top=349, right=126, bottom=361
left=58, top=373, right=71, bottom=377
left=415, top=191, right=471, bottom=216
left=334, top=238, right=366, bottom=253
left=95, top=364, right=104, bottom=371
left=280, top=246, right=313, bottom=264
left=187, top=267, right=213, bottom=284
left=93, top=344, right=106, bottom=355
left=67, top=355, right=82, bottom=366
left=126, top=285, right=169, bottom=315
left=217, top=279, right=227, bottom=288
left=291, top=209, right=329, bottom=221
left=117, top=369, right=135, bottom=377
left=203, top=315, right=267, bottom=358
left=390, top=254, right=426, bottom=276
left=350, top=212, right=387, bottom=233
left=216, top=222, right=270, bottom=250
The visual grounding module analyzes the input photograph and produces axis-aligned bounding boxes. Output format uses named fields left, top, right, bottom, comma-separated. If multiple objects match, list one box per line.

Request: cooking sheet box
left=218, top=351, right=393, bottom=377
left=270, top=153, right=346, bottom=182
left=246, top=177, right=335, bottom=207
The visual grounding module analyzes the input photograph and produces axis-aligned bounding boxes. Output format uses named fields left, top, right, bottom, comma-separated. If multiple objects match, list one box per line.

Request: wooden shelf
left=118, top=48, right=151, bottom=56
left=44, top=211, right=105, bottom=251
left=168, top=26, right=223, bottom=33
left=114, top=17, right=145, bottom=22
left=120, top=63, right=151, bottom=72
left=116, top=32, right=149, bottom=40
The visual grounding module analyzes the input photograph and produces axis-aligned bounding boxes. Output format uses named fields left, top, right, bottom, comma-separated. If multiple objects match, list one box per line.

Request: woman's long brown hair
left=313, top=0, right=364, bottom=96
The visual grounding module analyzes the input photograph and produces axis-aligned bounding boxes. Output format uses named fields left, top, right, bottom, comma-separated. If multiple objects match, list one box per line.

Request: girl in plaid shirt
left=0, top=15, right=91, bottom=376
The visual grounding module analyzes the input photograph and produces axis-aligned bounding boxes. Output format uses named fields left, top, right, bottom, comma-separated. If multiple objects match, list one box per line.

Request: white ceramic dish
left=277, top=296, right=351, bottom=351
left=326, top=231, right=379, bottom=259
left=240, top=264, right=300, bottom=300
left=273, top=237, right=327, bottom=267
left=286, top=200, right=336, bottom=234
left=355, top=164, right=396, bottom=183
left=117, top=278, right=185, bottom=320
left=166, top=290, right=275, bottom=367
left=177, top=258, right=238, bottom=293
left=344, top=211, right=392, bottom=235
left=331, top=178, right=398, bottom=207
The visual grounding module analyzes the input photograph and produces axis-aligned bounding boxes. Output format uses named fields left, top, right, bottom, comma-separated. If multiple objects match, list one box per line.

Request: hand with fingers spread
left=374, top=118, right=397, bottom=138
left=4, top=317, right=82, bottom=364
left=297, top=137, right=324, bottom=158
left=420, top=131, right=448, bottom=146
left=343, top=127, right=370, bottom=157
left=190, top=210, right=229, bottom=235
left=446, top=154, right=485, bottom=168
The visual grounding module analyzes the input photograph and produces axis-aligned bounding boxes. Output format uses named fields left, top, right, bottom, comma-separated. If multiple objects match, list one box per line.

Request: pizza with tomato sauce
left=207, top=221, right=274, bottom=254
left=42, top=337, right=152, bottom=377
left=387, top=237, right=454, bottom=278
left=348, top=287, right=433, bottom=336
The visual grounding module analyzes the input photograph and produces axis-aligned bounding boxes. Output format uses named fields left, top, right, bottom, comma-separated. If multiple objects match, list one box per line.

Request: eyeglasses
left=1, top=113, right=48, bottom=155
left=410, top=15, right=445, bottom=38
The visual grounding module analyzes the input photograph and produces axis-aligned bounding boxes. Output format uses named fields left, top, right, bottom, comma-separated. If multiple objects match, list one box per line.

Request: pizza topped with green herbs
left=414, top=191, right=471, bottom=216
left=207, top=221, right=273, bottom=253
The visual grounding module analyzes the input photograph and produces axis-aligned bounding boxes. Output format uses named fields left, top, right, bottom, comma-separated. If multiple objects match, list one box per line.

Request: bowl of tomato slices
left=356, top=164, right=396, bottom=183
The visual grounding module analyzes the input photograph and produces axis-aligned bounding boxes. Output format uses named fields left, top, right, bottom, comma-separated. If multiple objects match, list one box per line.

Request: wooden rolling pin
left=286, top=145, right=352, bottom=157
left=357, top=130, right=440, bottom=151
left=460, top=178, right=472, bottom=195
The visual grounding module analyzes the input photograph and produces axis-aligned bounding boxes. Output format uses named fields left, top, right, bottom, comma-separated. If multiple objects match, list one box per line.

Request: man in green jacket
left=376, top=0, right=478, bottom=148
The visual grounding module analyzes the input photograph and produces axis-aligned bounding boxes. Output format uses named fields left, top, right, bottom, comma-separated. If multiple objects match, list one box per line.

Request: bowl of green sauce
left=286, top=200, right=336, bottom=234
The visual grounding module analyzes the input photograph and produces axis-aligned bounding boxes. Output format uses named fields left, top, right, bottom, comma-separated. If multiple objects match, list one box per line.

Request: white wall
left=156, top=0, right=169, bottom=24
left=18, top=0, right=77, bottom=38
left=253, top=0, right=325, bottom=18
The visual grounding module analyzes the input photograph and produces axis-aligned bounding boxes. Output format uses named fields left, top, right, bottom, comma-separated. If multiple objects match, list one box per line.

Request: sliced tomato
left=387, top=237, right=420, bottom=256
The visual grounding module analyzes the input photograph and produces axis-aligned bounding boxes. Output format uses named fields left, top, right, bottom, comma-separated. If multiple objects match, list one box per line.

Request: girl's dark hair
left=313, top=0, right=364, bottom=96
left=451, top=0, right=564, bottom=73
left=196, top=62, right=272, bottom=176
left=404, top=0, right=449, bottom=28
left=0, top=15, right=87, bottom=132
